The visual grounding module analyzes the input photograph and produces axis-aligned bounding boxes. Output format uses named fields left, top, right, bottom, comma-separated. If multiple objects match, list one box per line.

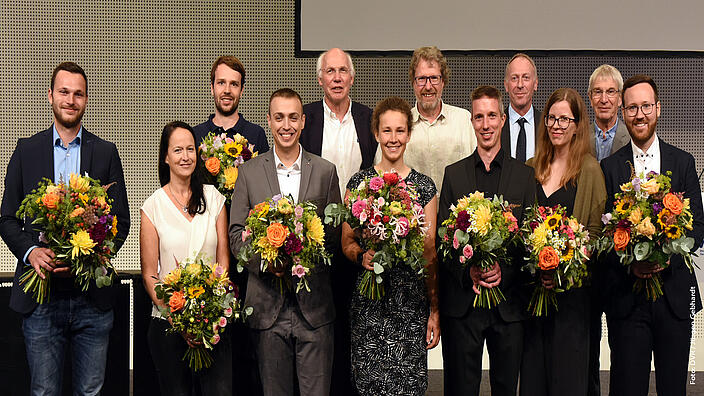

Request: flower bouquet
left=324, top=170, right=427, bottom=300
left=596, top=170, right=696, bottom=301
left=199, top=132, right=257, bottom=204
left=16, top=174, right=119, bottom=304
left=154, top=253, right=251, bottom=371
left=437, top=192, right=518, bottom=309
left=520, top=205, right=591, bottom=316
left=237, top=194, right=330, bottom=293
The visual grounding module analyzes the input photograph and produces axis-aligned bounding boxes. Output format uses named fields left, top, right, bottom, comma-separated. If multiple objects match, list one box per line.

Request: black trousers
left=607, top=296, right=692, bottom=396
left=588, top=287, right=604, bottom=396
left=441, top=309, right=523, bottom=396
left=520, top=288, right=591, bottom=396
left=147, top=318, right=233, bottom=396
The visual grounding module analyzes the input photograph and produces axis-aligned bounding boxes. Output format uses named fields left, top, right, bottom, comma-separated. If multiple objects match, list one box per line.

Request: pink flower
left=462, top=244, right=474, bottom=259
left=219, top=317, right=228, bottom=328
left=224, top=307, right=233, bottom=317
left=359, top=211, right=368, bottom=223
left=294, top=205, right=304, bottom=219
left=452, top=230, right=460, bottom=250
left=214, top=265, right=224, bottom=277
left=294, top=221, right=303, bottom=234
left=211, top=334, right=221, bottom=345
left=376, top=197, right=385, bottom=207
left=213, top=323, right=219, bottom=332
left=225, top=137, right=234, bottom=144
left=242, top=228, right=252, bottom=242
left=291, top=264, right=308, bottom=278
left=459, top=256, right=466, bottom=264
left=351, top=199, right=367, bottom=218
left=395, top=217, right=410, bottom=237
left=369, top=177, right=384, bottom=192
left=581, top=245, right=591, bottom=259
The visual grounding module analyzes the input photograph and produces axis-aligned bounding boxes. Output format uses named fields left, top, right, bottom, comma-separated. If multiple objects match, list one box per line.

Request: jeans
left=22, top=293, right=113, bottom=396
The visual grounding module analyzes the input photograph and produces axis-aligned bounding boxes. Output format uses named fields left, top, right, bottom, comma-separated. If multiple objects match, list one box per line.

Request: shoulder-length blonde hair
left=533, top=88, right=590, bottom=187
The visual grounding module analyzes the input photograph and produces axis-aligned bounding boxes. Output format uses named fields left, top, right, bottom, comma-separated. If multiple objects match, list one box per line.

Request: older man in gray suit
left=229, top=88, right=342, bottom=396
left=588, top=64, right=630, bottom=162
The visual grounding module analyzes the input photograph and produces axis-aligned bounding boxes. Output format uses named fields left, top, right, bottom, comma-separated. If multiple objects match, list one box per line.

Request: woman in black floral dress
left=341, top=97, right=440, bottom=395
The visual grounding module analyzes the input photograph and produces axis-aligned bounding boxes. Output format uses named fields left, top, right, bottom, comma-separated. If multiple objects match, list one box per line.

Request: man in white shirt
left=501, top=53, right=541, bottom=162
left=600, top=74, right=703, bottom=396
left=376, top=46, right=476, bottom=193
left=301, top=48, right=375, bottom=198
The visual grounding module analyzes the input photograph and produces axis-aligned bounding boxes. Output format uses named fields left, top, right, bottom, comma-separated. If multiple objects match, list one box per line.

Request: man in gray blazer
left=588, top=64, right=630, bottom=162
left=229, top=88, right=342, bottom=396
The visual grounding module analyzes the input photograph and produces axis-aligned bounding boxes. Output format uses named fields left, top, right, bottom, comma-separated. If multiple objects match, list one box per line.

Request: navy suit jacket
left=0, top=127, right=130, bottom=314
left=300, top=100, right=376, bottom=170
left=600, top=139, right=703, bottom=319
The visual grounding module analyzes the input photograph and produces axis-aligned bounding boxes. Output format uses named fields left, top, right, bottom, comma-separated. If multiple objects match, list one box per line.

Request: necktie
left=516, top=117, right=527, bottom=162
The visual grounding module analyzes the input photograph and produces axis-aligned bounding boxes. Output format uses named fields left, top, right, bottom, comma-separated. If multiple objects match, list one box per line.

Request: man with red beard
left=501, top=53, right=541, bottom=162
left=0, top=62, right=130, bottom=394
left=600, top=74, right=703, bottom=395
left=194, top=56, right=269, bottom=154
left=378, top=46, right=476, bottom=195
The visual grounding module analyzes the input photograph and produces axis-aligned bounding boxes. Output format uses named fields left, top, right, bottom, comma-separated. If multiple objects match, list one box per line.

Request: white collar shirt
left=273, top=144, right=303, bottom=203
left=508, top=105, right=536, bottom=160
left=321, top=98, right=362, bottom=197
left=632, top=134, right=661, bottom=176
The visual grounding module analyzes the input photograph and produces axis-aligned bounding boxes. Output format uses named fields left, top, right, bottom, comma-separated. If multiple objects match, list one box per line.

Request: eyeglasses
left=544, top=115, right=576, bottom=129
left=591, top=88, right=619, bottom=98
left=623, top=103, right=657, bottom=117
left=414, top=75, right=442, bottom=86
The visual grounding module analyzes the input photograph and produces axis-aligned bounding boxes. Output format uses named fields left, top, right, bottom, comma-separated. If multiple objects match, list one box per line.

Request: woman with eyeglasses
left=520, top=88, right=607, bottom=396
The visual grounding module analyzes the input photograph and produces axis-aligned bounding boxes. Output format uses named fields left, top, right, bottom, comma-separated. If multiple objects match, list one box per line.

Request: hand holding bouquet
left=199, top=132, right=257, bottom=204
left=438, top=192, right=518, bottom=309
left=17, top=174, right=119, bottom=303
left=155, top=253, right=251, bottom=371
left=237, top=195, right=330, bottom=293
left=596, top=170, right=696, bottom=301
left=324, top=170, right=427, bottom=300
left=520, top=205, right=591, bottom=316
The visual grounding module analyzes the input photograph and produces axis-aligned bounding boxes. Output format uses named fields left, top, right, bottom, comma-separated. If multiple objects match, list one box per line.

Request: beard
left=418, top=96, right=440, bottom=113
left=52, top=103, right=85, bottom=129
left=629, top=117, right=658, bottom=148
left=215, top=96, right=240, bottom=117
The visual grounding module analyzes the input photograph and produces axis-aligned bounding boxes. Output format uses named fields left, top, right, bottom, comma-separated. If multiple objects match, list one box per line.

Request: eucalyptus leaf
left=373, top=262, right=384, bottom=274
left=633, top=242, right=652, bottom=261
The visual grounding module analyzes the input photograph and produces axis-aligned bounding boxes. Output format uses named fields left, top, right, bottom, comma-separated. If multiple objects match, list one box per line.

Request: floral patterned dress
left=347, top=167, right=436, bottom=396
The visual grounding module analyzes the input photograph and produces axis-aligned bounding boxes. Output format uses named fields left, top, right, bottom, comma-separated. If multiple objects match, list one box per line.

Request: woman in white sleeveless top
left=140, top=121, right=231, bottom=395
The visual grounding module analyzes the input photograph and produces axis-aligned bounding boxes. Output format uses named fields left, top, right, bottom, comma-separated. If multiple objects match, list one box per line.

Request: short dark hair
left=371, top=96, right=413, bottom=135
left=268, top=88, right=303, bottom=113
left=51, top=62, right=88, bottom=93
left=622, top=74, right=659, bottom=103
left=470, top=85, right=504, bottom=117
left=210, top=56, right=246, bottom=86
left=158, top=121, right=206, bottom=216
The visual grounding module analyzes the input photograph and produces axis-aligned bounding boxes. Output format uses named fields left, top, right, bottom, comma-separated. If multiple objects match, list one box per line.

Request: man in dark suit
left=300, top=47, right=374, bottom=395
left=0, top=62, right=130, bottom=394
left=438, top=85, right=536, bottom=396
left=501, top=53, right=541, bottom=162
left=194, top=56, right=269, bottom=154
left=588, top=64, right=630, bottom=162
left=229, top=88, right=341, bottom=396
left=600, top=74, right=703, bottom=395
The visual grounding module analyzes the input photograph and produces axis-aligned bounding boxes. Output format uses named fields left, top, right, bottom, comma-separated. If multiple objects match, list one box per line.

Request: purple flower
left=601, top=213, right=612, bottom=225
left=89, top=224, right=108, bottom=245
left=294, top=221, right=303, bottom=234
left=272, top=194, right=282, bottom=203
left=456, top=210, right=471, bottom=231
left=292, top=264, right=308, bottom=278
left=294, top=205, right=304, bottom=219
left=632, top=177, right=641, bottom=192
left=283, top=234, right=303, bottom=255
left=653, top=202, right=664, bottom=214
left=369, top=177, right=384, bottom=192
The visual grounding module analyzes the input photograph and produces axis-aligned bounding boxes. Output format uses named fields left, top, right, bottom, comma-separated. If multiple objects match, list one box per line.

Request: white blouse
left=141, top=184, right=225, bottom=316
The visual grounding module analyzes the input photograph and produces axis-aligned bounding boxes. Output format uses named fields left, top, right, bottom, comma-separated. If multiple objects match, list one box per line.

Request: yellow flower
left=635, top=217, right=656, bottom=238
left=306, top=216, right=325, bottom=246
left=531, top=223, right=549, bottom=251
left=641, top=179, right=659, bottom=195
left=473, top=204, right=492, bottom=236
left=615, top=198, right=634, bottom=214
left=256, top=236, right=279, bottom=262
left=665, top=225, right=682, bottom=239
left=46, top=185, right=62, bottom=195
left=277, top=198, right=294, bottom=215
left=254, top=202, right=270, bottom=217
left=70, top=230, right=96, bottom=259
left=627, top=207, right=643, bottom=225
left=164, top=268, right=181, bottom=284
left=455, top=197, right=471, bottom=212
left=224, top=142, right=243, bottom=158
left=186, top=263, right=202, bottom=277
left=78, top=193, right=89, bottom=205
left=96, top=196, right=107, bottom=207
left=188, top=285, right=205, bottom=299
left=70, top=207, right=85, bottom=218
left=619, top=182, right=633, bottom=192
left=469, top=191, right=485, bottom=201
left=545, top=213, right=562, bottom=230
left=69, top=174, right=90, bottom=193
left=389, top=201, right=403, bottom=216
left=568, top=218, right=581, bottom=233
left=561, top=247, right=574, bottom=262
left=232, top=133, right=246, bottom=145
left=223, top=167, right=238, bottom=189
left=111, top=216, right=118, bottom=236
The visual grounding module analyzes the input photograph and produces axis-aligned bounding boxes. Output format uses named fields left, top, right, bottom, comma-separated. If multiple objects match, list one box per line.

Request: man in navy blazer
left=0, top=62, right=130, bottom=395
left=300, top=47, right=375, bottom=396
left=600, top=74, right=703, bottom=395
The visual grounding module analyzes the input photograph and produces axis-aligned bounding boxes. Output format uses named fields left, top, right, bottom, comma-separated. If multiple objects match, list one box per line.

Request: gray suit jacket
left=228, top=148, right=342, bottom=330
left=589, top=119, right=630, bottom=160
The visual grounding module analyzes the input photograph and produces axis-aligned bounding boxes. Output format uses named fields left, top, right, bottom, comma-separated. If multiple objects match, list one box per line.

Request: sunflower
left=657, top=208, right=674, bottom=229
left=561, top=247, right=574, bottom=262
left=664, top=225, right=682, bottom=239
left=615, top=198, right=634, bottom=214
left=224, top=142, right=243, bottom=158
left=545, top=213, right=562, bottom=230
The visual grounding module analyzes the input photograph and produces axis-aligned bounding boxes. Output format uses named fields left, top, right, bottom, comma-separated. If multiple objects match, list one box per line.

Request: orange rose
left=538, top=246, right=560, bottom=270
left=205, top=157, right=221, bottom=175
left=41, top=192, right=60, bottom=209
left=613, top=228, right=631, bottom=251
left=266, top=222, right=289, bottom=248
left=663, top=193, right=683, bottom=215
left=168, top=291, right=186, bottom=312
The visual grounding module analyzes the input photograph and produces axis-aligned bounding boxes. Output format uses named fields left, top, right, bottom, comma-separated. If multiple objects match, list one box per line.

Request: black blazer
left=500, top=106, right=542, bottom=159
left=0, top=127, right=130, bottom=314
left=600, top=140, right=703, bottom=319
left=300, top=100, right=377, bottom=169
left=437, top=150, right=537, bottom=322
